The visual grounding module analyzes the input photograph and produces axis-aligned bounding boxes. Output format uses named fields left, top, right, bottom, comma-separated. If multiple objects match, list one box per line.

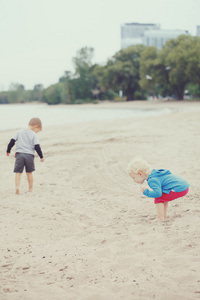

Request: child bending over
left=7, top=118, right=44, bottom=194
left=127, top=158, right=190, bottom=223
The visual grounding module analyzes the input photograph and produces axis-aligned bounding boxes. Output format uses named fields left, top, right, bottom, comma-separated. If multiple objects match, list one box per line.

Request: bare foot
left=149, top=218, right=165, bottom=224
left=15, top=187, right=19, bottom=194
left=28, top=189, right=33, bottom=192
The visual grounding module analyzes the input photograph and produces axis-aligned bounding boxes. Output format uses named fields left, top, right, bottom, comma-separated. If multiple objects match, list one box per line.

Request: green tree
left=185, top=83, right=199, bottom=99
left=104, top=45, right=146, bottom=100
left=42, top=83, right=62, bottom=105
left=0, top=92, right=9, bottom=103
left=31, top=84, right=44, bottom=101
left=59, top=71, right=73, bottom=103
left=8, top=83, right=26, bottom=103
left=139, top=35, right=200, bottom=100
left=159, top=35, right=195, bottom=100
left=139, top=46, right=158, bottom=97
left=59, top=47, right=96, bottom=103
left=185, top=36, right=200, bottom=97
left=72, top=47, right=95, bottom=101
left=139, top=46, right=172, bottom=98
left=91, top=64, right=118, bottom=100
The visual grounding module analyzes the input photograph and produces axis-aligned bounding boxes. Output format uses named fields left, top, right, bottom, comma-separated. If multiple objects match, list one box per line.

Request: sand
left=0, top=100, right=200, bottom=300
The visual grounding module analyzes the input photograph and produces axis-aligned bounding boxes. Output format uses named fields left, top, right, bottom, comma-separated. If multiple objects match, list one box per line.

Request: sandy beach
left=0, top=100, right=200, bottom=300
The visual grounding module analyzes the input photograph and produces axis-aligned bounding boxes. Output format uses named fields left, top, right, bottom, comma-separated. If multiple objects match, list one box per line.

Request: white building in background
left=121, top=22, right=190, bottom=49
left=143, top=29, right=190, bottom=49
left=197, top=26, right=200, bottom=36
left=121, top=23, right=160, bottom=49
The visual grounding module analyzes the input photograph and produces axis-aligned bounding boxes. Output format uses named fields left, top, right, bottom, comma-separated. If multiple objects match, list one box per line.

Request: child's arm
left=35, top=144, right=44, bottom=161
left=141, top=186, right=146, bottom=193
left=6, top=139, right=16, bottom=155
left=143, top=179, right=162, bottom=198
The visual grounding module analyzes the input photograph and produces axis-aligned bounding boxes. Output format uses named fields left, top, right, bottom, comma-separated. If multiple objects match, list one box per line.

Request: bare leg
left=149, top=203, right=165, bottom=223
left=26, top=172, right=33, bottom=192
left=15, top=173, right=21, bottom=194
left=164, top=202, right=169, bottom=218
left=156, top=203, right=165, bottom=220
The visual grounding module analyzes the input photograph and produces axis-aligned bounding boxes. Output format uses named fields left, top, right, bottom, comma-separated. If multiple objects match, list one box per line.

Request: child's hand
left=41, top=158, right=44, bottom=162
left=140, top=186, right=146, bottom=193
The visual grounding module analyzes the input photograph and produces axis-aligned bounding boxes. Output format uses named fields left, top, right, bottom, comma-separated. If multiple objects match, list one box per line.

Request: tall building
left=197, top=26, right=200, bottom=36
left=121, top=23, right=160, bottom=49
left=121, top=22, right=190, bottom=49
left=143, top=29, right=189, bottom=49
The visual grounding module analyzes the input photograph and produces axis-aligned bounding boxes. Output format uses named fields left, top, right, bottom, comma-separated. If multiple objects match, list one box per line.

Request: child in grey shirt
left=7, top=118, right=44, bottom=194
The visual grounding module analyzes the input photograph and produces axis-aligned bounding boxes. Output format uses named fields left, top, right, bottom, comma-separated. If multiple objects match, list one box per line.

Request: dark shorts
left=14, top=153, right=35, bottom=173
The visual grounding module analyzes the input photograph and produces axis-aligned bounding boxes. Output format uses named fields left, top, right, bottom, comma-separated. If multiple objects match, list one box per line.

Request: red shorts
left=154, top=187, right=189, bottom=204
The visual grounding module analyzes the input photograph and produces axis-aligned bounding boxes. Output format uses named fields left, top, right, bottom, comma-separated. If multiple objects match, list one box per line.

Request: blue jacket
left=143, top=169, right=190, bottom=198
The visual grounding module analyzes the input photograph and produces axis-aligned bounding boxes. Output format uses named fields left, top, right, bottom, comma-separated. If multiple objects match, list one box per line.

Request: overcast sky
left=0, top=0, right=199, bottom=91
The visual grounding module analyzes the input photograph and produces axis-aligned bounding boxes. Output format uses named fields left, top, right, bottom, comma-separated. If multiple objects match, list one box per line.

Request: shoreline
left=1, top=100, right=200, bottom=133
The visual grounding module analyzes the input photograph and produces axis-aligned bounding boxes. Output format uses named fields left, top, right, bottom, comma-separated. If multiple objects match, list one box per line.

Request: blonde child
left=6, top=118, right=44, bottom=194
left=127, top=158, right=190, bottom=223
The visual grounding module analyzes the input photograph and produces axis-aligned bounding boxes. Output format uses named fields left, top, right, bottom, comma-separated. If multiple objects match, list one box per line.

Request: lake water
left=0, top=103, right=172, bottom=131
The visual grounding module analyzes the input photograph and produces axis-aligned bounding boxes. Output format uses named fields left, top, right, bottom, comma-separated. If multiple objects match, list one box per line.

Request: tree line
left=1, top=35, right=200, bottom=104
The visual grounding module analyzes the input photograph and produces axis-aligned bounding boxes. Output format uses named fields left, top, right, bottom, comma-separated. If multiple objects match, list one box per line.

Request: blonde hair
left=29, top=118, right=42, bottom=129
left=127, top=157, right=151, bottom=176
